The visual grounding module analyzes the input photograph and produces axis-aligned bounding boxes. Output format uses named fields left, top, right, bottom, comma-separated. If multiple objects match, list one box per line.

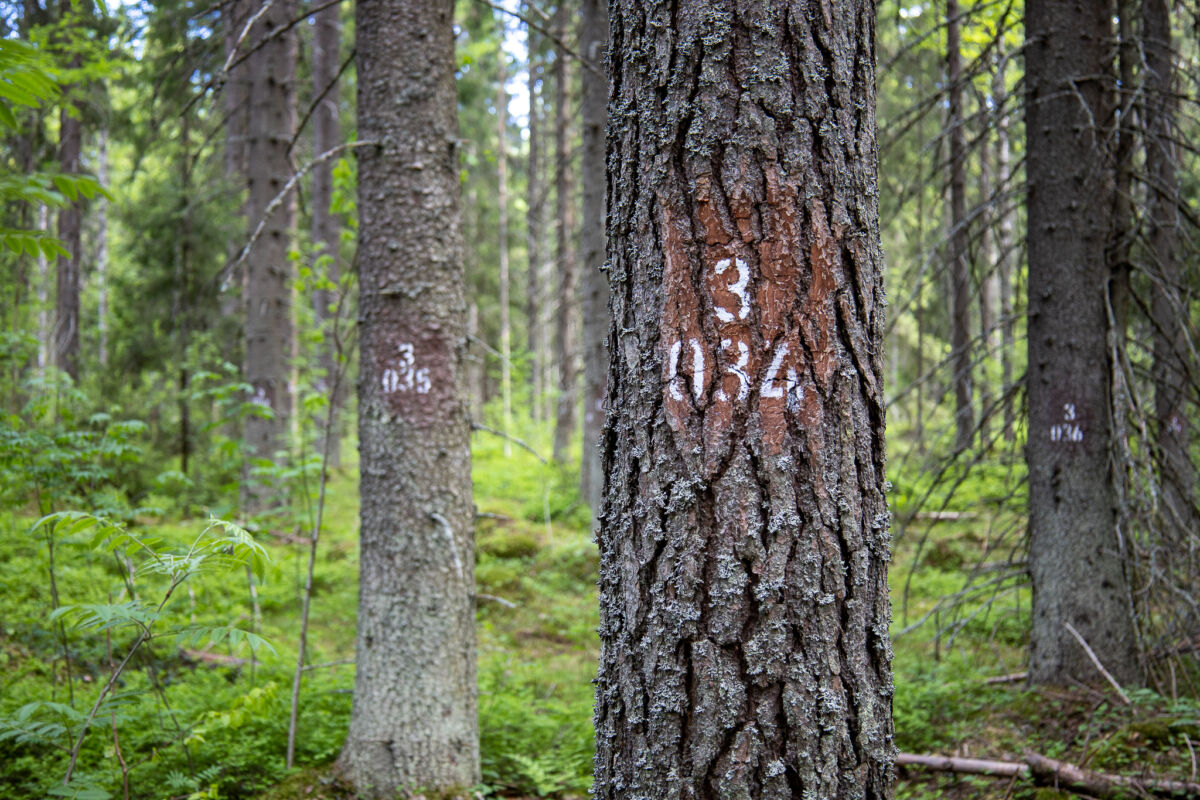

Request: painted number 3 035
left=381, top=343, right=431, bottom=395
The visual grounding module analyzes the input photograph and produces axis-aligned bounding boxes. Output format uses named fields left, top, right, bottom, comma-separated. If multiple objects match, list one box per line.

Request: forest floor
left=1, top=431, right=1198, bottom=799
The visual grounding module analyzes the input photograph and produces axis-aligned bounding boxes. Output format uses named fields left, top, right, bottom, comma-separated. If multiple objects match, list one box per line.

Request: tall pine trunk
left=498, top=59, right=513, bottom=455
left=55, top=0, right=82, bottom=381
left=1025, top=0, right=1141, bottom=687
left=578, top=0, right=608, bottom=509
left=337, top=0, right=479, bottom=794
left=551, top=0, right=579, bottom=464
left=242, top=0, right=298, bottom=507
left=595, top=2, right=894, bottom=797
left=312, top=0, right=344, bottom=468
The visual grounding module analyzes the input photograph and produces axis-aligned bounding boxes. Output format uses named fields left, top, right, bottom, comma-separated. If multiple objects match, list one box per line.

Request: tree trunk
left=337, top=0, right=479, bottom=794
left=223, top=0, right=252, bottom=320
left=1025, top=0, right=1141, bottom=687
left=497, top=59, right=513, bottom=456
left=551, top=0, right=579, bottom=464
left=994, top=60, right=1015, bottom=444
left=242, top=0, right=297, bottom=508
left=946, top=0, right=972, bottom=452
left=595, top=2, right=895, bottom=798
left=526, top=9, right=544, bottom=422
left=55, top=2, right=82, bottom=381
left=96, top=130, right=108, bottom=368
left=312, top=0, right=344, bottom=468
left=1144, top=0, right=1192, bottom=533
left=578, top=0, right=608, bottom=509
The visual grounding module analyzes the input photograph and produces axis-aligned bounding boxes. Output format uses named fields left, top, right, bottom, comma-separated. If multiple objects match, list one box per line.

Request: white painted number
left=715, top=338, right=751, bottom=402
left=667, top=338, right=705, bottom=402
left=713, top=258, right=750, bottom=323
left=381, top=342, right=431, bottom=395
left=1050, top=402, right=1082, bottom=443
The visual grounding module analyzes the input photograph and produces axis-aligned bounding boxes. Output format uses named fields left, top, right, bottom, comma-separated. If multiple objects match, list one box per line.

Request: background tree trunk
left=578, top=0, right=608, bottom=509
left=242, top=0, right=298, bottom=507
left=947, top=0, right=972, bottom=452
left=595, top=2, right=895, bottom=797
left=55, top=2, right=82, bottom=381
left=498, top=59, right=513, bottom=455
left=95, top=129, right=108, bottom=369
left=223, top=0, right=251, bottom=321
left=1025, top=0, right=1141, bottom=687
left=551, top=0, right=579, bottom=464
left=1144, top=0, right=1192, bottom=533
left=526, top=7, right=544, bottom=423
left=994, top=60, right=1016, bottom=444
left=337, top=0, right=480, bottom=793
left=312, top=0, right=344, bottom=468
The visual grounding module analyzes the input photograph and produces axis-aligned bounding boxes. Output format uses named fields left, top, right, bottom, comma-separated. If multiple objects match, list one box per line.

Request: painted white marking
left=713, top=257, right=751, bottom=322
left=251, top=387, right=270, bottom=407
left=761, top=342, right=790, bottom=398
left=667, top=340, right=684, bottom=401
left=690, top=338, right=705, bottom=401
left=1063, top=403, right=1077, bottom=421
left=716, top=338, right=751, bottom=402
left=1050, top=424, right=1083, bottom=443
left=381, top=342, right=432, bottom=395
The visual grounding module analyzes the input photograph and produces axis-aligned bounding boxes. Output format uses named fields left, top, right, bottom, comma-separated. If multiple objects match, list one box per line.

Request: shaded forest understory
left=2, top=432, right=1197, bottom=799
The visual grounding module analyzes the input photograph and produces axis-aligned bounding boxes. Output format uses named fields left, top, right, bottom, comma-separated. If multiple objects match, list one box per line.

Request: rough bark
left=242, top=0, right=297, bottom=507
left=96, top=130, right=108, bottom=368
left=578, top=0, right=608, bottom=509
left=223, top=0, right=251, bottom=320
left=498, top=59, right=513, bottom=455
left=946, top=0, right=972, bottom=452
left=1025, top=0, right=1141, bottom=687
left=551, top=0, right=579, bottom=464
left=1144, top=0, right=1193, bottom=532
left=595, top=2, right=894, bottom=799
left=312, top=0, right=344, bottom=468
left=336, top=0, right=479, bottom=795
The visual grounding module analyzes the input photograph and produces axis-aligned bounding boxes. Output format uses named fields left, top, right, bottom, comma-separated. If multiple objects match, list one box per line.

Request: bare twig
left=1064, top=622, right=1133, bottom=705
left=471, top=421, right=548, bottom=464
left=478, top=593, right=517, bottom=609
left=473, top=0, right=601, bottom=76
left=301, top=659, right=354, bottom=673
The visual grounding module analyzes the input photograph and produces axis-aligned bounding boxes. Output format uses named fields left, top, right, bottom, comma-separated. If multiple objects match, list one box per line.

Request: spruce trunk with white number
left=1025, top=0, right=1141, bottom=686
left=594, top=2, right=895, bottom=797
left=336, top=0, right=479, bottom=795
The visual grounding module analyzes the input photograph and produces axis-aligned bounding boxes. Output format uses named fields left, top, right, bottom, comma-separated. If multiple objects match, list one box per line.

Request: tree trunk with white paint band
left=595, top=2, right=895, bottom=797
left=337, top=0, right=479, bottom=795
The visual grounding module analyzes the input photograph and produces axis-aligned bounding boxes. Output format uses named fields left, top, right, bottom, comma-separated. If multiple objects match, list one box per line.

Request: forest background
left=1, top=0, right=1200, bottom=798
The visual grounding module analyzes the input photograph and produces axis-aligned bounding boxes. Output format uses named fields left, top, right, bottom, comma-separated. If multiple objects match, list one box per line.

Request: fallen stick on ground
left=897, top=751, right=1200, bottom=799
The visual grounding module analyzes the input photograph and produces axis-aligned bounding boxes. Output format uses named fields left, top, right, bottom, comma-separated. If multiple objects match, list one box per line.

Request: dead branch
left=897, top=751, right=1200, bottom=799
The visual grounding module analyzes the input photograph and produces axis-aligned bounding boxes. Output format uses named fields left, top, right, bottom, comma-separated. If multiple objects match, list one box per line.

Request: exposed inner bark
left=595, top=3, right=894, bottom=798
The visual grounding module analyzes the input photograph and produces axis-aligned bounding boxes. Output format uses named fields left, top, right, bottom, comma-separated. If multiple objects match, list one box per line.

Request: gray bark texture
left=552, top=0, right=580, bottom=464
left=594, top=2, right=895, bottom=798
left=1024, top=0, right=1141, bottom=687
left=242, top=0, right=297, bottom=506
left=946, top=0, right=972, bottom=453
left=312, top=0, right=344, bottom=468
left=579, top=0, right=609, bottom=510
left=1144, top=0, right=1193, bottom=533
left=55, top=36, right=81, bottom=381
left=336, top=0, right=479, bottom=795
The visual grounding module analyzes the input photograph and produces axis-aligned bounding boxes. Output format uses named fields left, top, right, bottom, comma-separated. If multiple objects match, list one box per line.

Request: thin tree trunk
left=1144, top=0, right=1192, bottom=531
left=978, top=118, right=998, bottom=446
left=96, top=130, right=108, bottom=368
left=223, top=0, right=251, bottom=319
left=36, top=203, right=49, bottom=370
left=312, top=0, right=344, bottom=468
left=595, top=2, right=894, bottom=797
left=551, top=0, right=578, bottom=464
left=578, top=0, right=607, bottom=508
left=242, top=0, right=298, bottom=509
left=55, top=0, right=82, bottom=381
left=337, top=0, right=479, bottom=793
left=176, top=113, right=192, bottom=476
left=497, top=59, right=513, bottom=456
left=994, top=59, right=1016, bottom=444
left=526, top=18, right=544, bottom=422
left=947, top=0, right=972, bottom=452
left=1025, top=0, right=1141, bottom=687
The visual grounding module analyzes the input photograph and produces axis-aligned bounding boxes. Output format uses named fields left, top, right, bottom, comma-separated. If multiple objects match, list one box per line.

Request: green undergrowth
left=3, top=425, right=1196, bottom=800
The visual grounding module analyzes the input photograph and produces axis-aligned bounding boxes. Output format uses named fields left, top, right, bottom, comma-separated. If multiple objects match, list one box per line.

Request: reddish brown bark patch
left=803, top=200, right=841, bottom=390
left=371, top=324, right=456, bottom=427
